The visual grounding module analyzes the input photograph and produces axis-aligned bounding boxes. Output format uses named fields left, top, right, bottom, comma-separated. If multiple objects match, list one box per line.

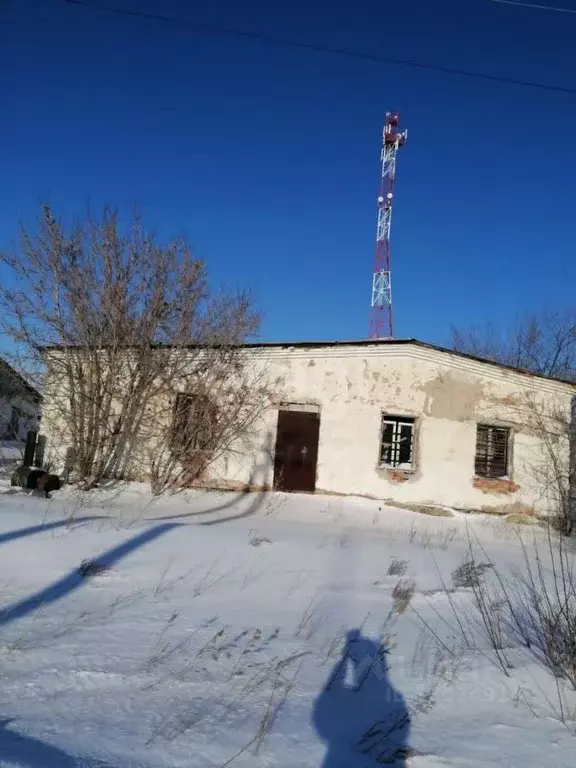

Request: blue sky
left=1, top=0, right=575, bottom=344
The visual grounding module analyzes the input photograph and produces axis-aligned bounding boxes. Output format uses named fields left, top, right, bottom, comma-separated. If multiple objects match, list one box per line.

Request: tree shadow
left=0, top=516, right=103, bottom=546
left=0, top=522, right=179, bottom=626
left=0, top=717, right=110, bottom=767
left=148, top=483, right=269, bottom=524
left=312, top=629, right=411, bottom=767
left=148, top=439, right=274, bottom=525
left=197, top=486, right=269, bottom=526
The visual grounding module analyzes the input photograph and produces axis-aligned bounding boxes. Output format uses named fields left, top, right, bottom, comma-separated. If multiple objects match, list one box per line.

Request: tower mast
left=368, top=112, right=407, bottom=339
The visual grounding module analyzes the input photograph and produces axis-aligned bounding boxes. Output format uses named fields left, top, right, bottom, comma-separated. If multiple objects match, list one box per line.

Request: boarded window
left=475, top=424, right=510, bottom=479
left=379, top=415, right=416, bottom=470
left=170, top=393, right=217, bottom=457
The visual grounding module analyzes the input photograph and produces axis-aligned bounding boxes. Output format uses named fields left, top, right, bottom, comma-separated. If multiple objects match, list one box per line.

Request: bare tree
left=452, top=308, right=576, bottom=535
left=520, top=393, right=574, bottom=535
left=450, top=308, right=576, bottom=381
left=0, top=203, right=276, bottom=490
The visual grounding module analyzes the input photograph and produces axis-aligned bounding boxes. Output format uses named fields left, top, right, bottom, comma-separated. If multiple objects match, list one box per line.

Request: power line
left=64, top=0, right=576, bottom=96
left=491, top=0, right=576, bottom=13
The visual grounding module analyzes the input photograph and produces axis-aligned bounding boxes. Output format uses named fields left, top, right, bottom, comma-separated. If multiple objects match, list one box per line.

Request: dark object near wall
left=25, top=469, right=61, bottom=497
left=10, top=466, right=30, bottom=488
left=23, top=430, right=37, bottom=467
left=34, top=435, right=47, bottom=468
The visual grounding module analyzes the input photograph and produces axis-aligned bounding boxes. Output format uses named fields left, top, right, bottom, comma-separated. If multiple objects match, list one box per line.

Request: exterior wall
left=40, top=342, right=576, bottom=515
left=204, top=344, right=575, bottom=515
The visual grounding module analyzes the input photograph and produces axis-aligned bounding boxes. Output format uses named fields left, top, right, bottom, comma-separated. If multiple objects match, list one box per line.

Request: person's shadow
left=312, top=629, right=411, bottom=767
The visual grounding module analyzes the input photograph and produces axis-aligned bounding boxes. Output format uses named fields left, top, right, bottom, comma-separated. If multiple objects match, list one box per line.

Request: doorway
left=273, top=408, right=320, bottom=492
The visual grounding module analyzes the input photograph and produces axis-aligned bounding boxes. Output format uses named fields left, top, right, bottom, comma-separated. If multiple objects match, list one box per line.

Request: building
left=0, top=357, right=42, bottom=465
left=42, top=339, right=576, bottom=516
left=202, top=340, right=576, bottom=516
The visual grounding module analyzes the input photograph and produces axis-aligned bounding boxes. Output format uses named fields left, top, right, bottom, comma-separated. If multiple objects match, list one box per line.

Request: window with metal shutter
left=475, top=424, right=510, bottom=479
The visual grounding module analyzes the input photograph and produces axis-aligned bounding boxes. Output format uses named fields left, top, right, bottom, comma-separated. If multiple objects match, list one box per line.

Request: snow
left=0, top=480, right=575, bottom=767
left=0, top=442, right=23, bottom=467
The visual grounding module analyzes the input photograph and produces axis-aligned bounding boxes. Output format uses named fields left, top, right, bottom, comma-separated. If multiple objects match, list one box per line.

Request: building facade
left=41, top=339, right=576, bottom=516
left=203, top=340, right=576, bottom=516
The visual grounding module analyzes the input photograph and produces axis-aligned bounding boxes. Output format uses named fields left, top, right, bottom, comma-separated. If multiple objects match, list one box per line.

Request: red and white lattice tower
left=368, top=112, right=407, bottom=339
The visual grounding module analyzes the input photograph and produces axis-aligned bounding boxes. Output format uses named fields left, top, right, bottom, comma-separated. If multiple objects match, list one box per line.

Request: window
left=475, top=424, right=510, bottom=479
left=5, top=407, right=20, bottom=440
left=170, top=393, right=217, bottom=457
left=379, top=415, right=416, bottom=470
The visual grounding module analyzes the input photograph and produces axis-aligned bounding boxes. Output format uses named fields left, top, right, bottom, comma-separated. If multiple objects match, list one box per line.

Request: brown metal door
left=273, top=410, right=320, bottom=492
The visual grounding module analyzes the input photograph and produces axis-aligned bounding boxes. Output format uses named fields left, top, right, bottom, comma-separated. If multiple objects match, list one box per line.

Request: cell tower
left=368, top=112, right=407, bottom=339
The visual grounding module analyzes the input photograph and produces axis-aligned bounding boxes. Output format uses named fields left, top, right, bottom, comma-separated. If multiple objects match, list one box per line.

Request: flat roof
left=40, top=338, right=576, bottom=388
left=235, top=338, right=576, bottom=387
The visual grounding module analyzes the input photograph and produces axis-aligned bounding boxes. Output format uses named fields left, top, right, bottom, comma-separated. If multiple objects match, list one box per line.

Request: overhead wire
left=490, top=0, right=576, bottom=14
left=63, top=0, right=576, bottom=96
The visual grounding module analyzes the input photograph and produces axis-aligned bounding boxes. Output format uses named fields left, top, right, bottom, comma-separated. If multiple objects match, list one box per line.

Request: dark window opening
left=170, top=393, right=218, bottom=457
left=379, top=415, right=416, bottom=470
left=475, top=424, right=510, bottom=479
left=5, top=407, right=20, bottom=440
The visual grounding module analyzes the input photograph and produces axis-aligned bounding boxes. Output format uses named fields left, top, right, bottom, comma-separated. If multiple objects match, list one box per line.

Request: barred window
left=379, top=415, right=415, bottom=470
left=475, top=425, right=510, bottom=479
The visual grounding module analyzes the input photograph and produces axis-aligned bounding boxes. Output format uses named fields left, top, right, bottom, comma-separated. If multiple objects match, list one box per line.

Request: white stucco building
left=41, top=339, right=576, bottom=516
left=203, top=339, right=576, bottom=516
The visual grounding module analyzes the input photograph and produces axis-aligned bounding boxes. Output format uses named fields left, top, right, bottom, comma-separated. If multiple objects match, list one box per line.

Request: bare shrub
left=0, top=203, right=278, bottom=492
left=421, top=525, right=576, bottom=720
left=387, top=558, right=408, bottom=576
left=412, top=538, right=515, bottom=676
left=469, top=583, right=513, bottom=675
left=512, top=532, right=576, bottom=691
left=451, top=310, right=576, bottom=535
left=392, top=579, right=416, bottom=615
left=515, top=393, right=575, bottom=537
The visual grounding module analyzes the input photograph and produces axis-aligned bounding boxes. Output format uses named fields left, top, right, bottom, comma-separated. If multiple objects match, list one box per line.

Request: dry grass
left=387, top=558, right=409, bottom=577
left=451, top=556, right=493, bottom=590
left=392, top=579, right=416, bottom=615
left=405, top=521, right=460, bottom=550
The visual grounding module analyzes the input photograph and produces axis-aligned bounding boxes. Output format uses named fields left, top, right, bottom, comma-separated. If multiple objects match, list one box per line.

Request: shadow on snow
left=147, top=453, right=272, bottom=525
left=0, top=718, right=112, bottom=768
left=0, top=523, right=178, bottom=626
left=0, top=517, right=103, bottom=546
left=0, top=481, right=273, bottom=626
left=313, top=629, right=411, bottom=767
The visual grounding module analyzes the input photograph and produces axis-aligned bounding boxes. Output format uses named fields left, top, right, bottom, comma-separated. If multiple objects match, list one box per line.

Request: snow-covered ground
left=1, top=480, right=575, bottom=767
left=0, top=441, right=23, bottom=468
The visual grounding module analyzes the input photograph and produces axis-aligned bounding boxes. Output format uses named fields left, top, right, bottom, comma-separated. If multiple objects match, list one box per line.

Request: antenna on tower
left=368, top=112, right=407, bottom=340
